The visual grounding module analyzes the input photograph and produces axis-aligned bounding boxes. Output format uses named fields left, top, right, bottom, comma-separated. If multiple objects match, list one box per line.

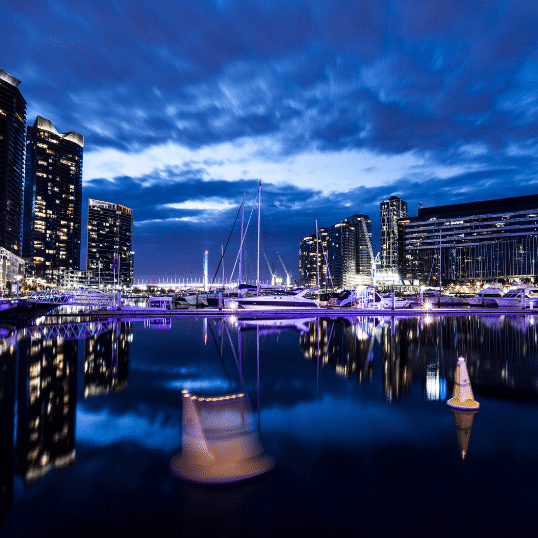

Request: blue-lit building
left=399, top=194, right=538, bottom=284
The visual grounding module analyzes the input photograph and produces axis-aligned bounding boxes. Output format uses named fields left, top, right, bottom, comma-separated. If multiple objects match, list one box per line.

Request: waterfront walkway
left=62, top=305, right=537, bottom=319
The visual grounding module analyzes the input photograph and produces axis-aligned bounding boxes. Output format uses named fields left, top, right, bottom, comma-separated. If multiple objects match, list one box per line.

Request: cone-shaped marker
left=451, top=408, right=478, bottom=460
left=447, top=357, right=480, bottom=410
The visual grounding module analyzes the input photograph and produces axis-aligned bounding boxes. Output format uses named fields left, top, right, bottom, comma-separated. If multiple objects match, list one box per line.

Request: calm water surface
left=1, top=313, right=538, bottom=537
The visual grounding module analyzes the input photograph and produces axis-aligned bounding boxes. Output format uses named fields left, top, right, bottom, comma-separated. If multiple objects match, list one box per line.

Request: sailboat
left=232, top=181, right=320, bottom=310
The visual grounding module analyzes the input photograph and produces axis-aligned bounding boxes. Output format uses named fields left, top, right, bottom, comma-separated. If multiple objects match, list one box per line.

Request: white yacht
left=467, top=284, right=503, bottom=306
left=229, top=289, right=320, bottom=309
left=493, top=287, right=538, bottom=308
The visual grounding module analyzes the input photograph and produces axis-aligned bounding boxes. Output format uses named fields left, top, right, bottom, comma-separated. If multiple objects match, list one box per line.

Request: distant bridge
left=25, top=288, right=116, bottom=308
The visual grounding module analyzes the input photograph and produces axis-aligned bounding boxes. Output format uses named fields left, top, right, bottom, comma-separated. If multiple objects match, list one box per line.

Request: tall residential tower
left=23, top=116, right=83, bottom=281
left=87, top=199, right=133, bottom=288
left=380, top=196, right=407, bottom=272
left=0, top=69, right=26, bottom=255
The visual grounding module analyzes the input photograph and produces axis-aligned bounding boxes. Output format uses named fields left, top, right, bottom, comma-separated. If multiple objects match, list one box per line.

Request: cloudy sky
left=3, top=0, right=538, bottom=281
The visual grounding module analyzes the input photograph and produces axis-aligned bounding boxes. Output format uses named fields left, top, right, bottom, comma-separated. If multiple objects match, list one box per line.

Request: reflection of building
left=87, top=199, right=133, bottom=288
left=382, top=319, right=410, bottom=400
left=84, top=322, right=131, bottom=397
left=299, top=228, right=328, bottom=288
left=381, top=196, right=407, bottom=272
left=16, top=337, right=77, bottom=484
left=300, top=318, right=375, bottom=382
left=0, top=69, right=26, bottom=256
left=23, top=116, right=83, bottom=282
left=0, top=333, right=18, bottom=520
left=399, top=194, right=538, bottom=284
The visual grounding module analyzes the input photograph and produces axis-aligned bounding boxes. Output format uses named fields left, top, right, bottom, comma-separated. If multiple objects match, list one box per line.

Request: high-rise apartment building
left=299, top=227, right=329, bottom=288
left=87, top=199, right=133, bottom=288
left=348, top=214, right=373, bottom=279
left=0, top=69, right=26, bottom=255
left=381, top=196, right=407, bottom=271
left=328, top=218, right=356, bottom=290
left=23, top=116, right=83, bottom=281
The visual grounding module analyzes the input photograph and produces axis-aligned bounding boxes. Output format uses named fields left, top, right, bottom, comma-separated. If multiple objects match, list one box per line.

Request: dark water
left=1, top=313, right=538, bottom=537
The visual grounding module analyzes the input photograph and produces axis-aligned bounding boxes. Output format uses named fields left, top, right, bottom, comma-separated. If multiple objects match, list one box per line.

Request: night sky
left=3, top=0, right=538, bottom=282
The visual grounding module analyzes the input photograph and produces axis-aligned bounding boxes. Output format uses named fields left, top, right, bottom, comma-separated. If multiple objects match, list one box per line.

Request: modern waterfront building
left=327, top=218, right=356, bottom=290
left=398, top=194, right=538, bottom=285
left=348, top=214, right=373, bottom=282
left=0, top=246, right=25, bottom=289
left=23, top=116, right=83, bottom=282
left=87, top=199, right=133, bottom=288
left=299, top=227, right=329, bottom=288
left=0, top=69, right=26, bottom=256
left=381, top=196, right=407, bottom=271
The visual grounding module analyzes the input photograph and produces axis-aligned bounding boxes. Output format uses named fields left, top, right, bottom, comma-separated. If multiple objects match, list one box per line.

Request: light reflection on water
left=1, top=314, right=538, bottom=536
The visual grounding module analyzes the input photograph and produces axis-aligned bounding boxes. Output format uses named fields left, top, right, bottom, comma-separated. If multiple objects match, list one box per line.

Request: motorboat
left=229, top=288, right=320, bottom=309
left=493, top=287, right=538, bottom=308
left=467, top=285, right=503, bottom=306
left=408, top=289, right=469, bottom=307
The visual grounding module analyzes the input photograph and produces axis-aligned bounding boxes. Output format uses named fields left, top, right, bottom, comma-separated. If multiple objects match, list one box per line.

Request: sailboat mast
left=316, top=219, right=320, bottom=290
left=257, top=180, right=261, bottom=296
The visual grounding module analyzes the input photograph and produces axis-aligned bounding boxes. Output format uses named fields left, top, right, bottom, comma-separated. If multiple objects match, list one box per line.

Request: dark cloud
left=3, top=0, right=538, bottom=277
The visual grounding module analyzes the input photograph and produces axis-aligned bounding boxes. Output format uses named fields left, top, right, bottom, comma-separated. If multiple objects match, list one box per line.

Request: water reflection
left=84, top=322, right=131, bottom=397
left=451, top=409, right=479, bottom=460
left=16, top=336, right=77, bottom=484
left=298, top=315, right=538, bottom=400
left=170, top=391, right=274, bottom=484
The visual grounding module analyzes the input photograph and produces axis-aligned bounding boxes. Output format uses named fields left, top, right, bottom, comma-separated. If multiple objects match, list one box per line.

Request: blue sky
left=3, top=0, right=538, bottom=281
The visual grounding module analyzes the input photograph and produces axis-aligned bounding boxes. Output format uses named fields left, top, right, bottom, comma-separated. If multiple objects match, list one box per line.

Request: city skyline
left=3, top=0, right=538, bottom=280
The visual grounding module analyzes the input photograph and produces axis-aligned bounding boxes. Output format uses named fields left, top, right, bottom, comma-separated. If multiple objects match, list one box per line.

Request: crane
left=277, top=252, right=292, bottom=287
left=262, top=249, right=279, bottom=286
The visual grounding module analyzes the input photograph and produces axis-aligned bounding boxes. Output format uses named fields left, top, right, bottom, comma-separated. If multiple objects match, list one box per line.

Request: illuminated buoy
left=171, top=392, right=274, bottom=484
left=451, top=408, right=478, bottom=460
left=447, top=357, right=480, bottom=410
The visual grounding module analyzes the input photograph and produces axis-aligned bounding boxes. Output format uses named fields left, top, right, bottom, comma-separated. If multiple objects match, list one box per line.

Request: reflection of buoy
left=447, top=357, right=480, bottom=410
left=170, top=390, right=274, bottom=484
left=451, top=409, right=478, bottom=460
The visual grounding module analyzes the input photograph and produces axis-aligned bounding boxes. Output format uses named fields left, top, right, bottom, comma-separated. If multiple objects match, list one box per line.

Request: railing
left=25, top=288, right=116, bottom=307
left=26, top=320, right=116, bottom=340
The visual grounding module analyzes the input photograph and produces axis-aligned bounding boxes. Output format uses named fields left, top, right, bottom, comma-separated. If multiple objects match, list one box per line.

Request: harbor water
left=1, top=312, right=538, bottom=537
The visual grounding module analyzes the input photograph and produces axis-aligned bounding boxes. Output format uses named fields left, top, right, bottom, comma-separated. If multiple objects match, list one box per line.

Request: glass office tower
left=399, top=194, right=538, bottom=284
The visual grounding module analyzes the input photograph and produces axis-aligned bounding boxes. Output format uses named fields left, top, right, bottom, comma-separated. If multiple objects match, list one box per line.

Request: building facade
left=23, top=116, right=83, bottom=281
left=87, top=199, right=133, bottom=288
left=299, top=227, right=328, bottom=288
left=399, top=194, right=538, bottom=285
left=328, top=218, right=357, bottom=290
left=0, top=69, right=26, bottom=256
left=381, top=196, right=407, bottom=272
left=348, top=214, right=373, bottom=281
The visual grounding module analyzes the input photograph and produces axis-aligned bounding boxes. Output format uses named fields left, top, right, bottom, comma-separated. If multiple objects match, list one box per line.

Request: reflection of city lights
left=424, top=315, right=432, bottom=324
left=228, top=315, right=238, bottom=325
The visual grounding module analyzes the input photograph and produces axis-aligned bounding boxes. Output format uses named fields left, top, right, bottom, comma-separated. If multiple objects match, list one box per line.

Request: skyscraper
left=348, top=214, right=373, bottom=279
left=23, top=116, right=83, bottom=281
left=328, top=218, right=356, bottom=290
left=380, top=196, right=407, bottom=272
left=0, top=69, right=26, bottom=255
left=299, top=227, right=329, bottom=288
left=87, top=199, right=133, bottom=288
